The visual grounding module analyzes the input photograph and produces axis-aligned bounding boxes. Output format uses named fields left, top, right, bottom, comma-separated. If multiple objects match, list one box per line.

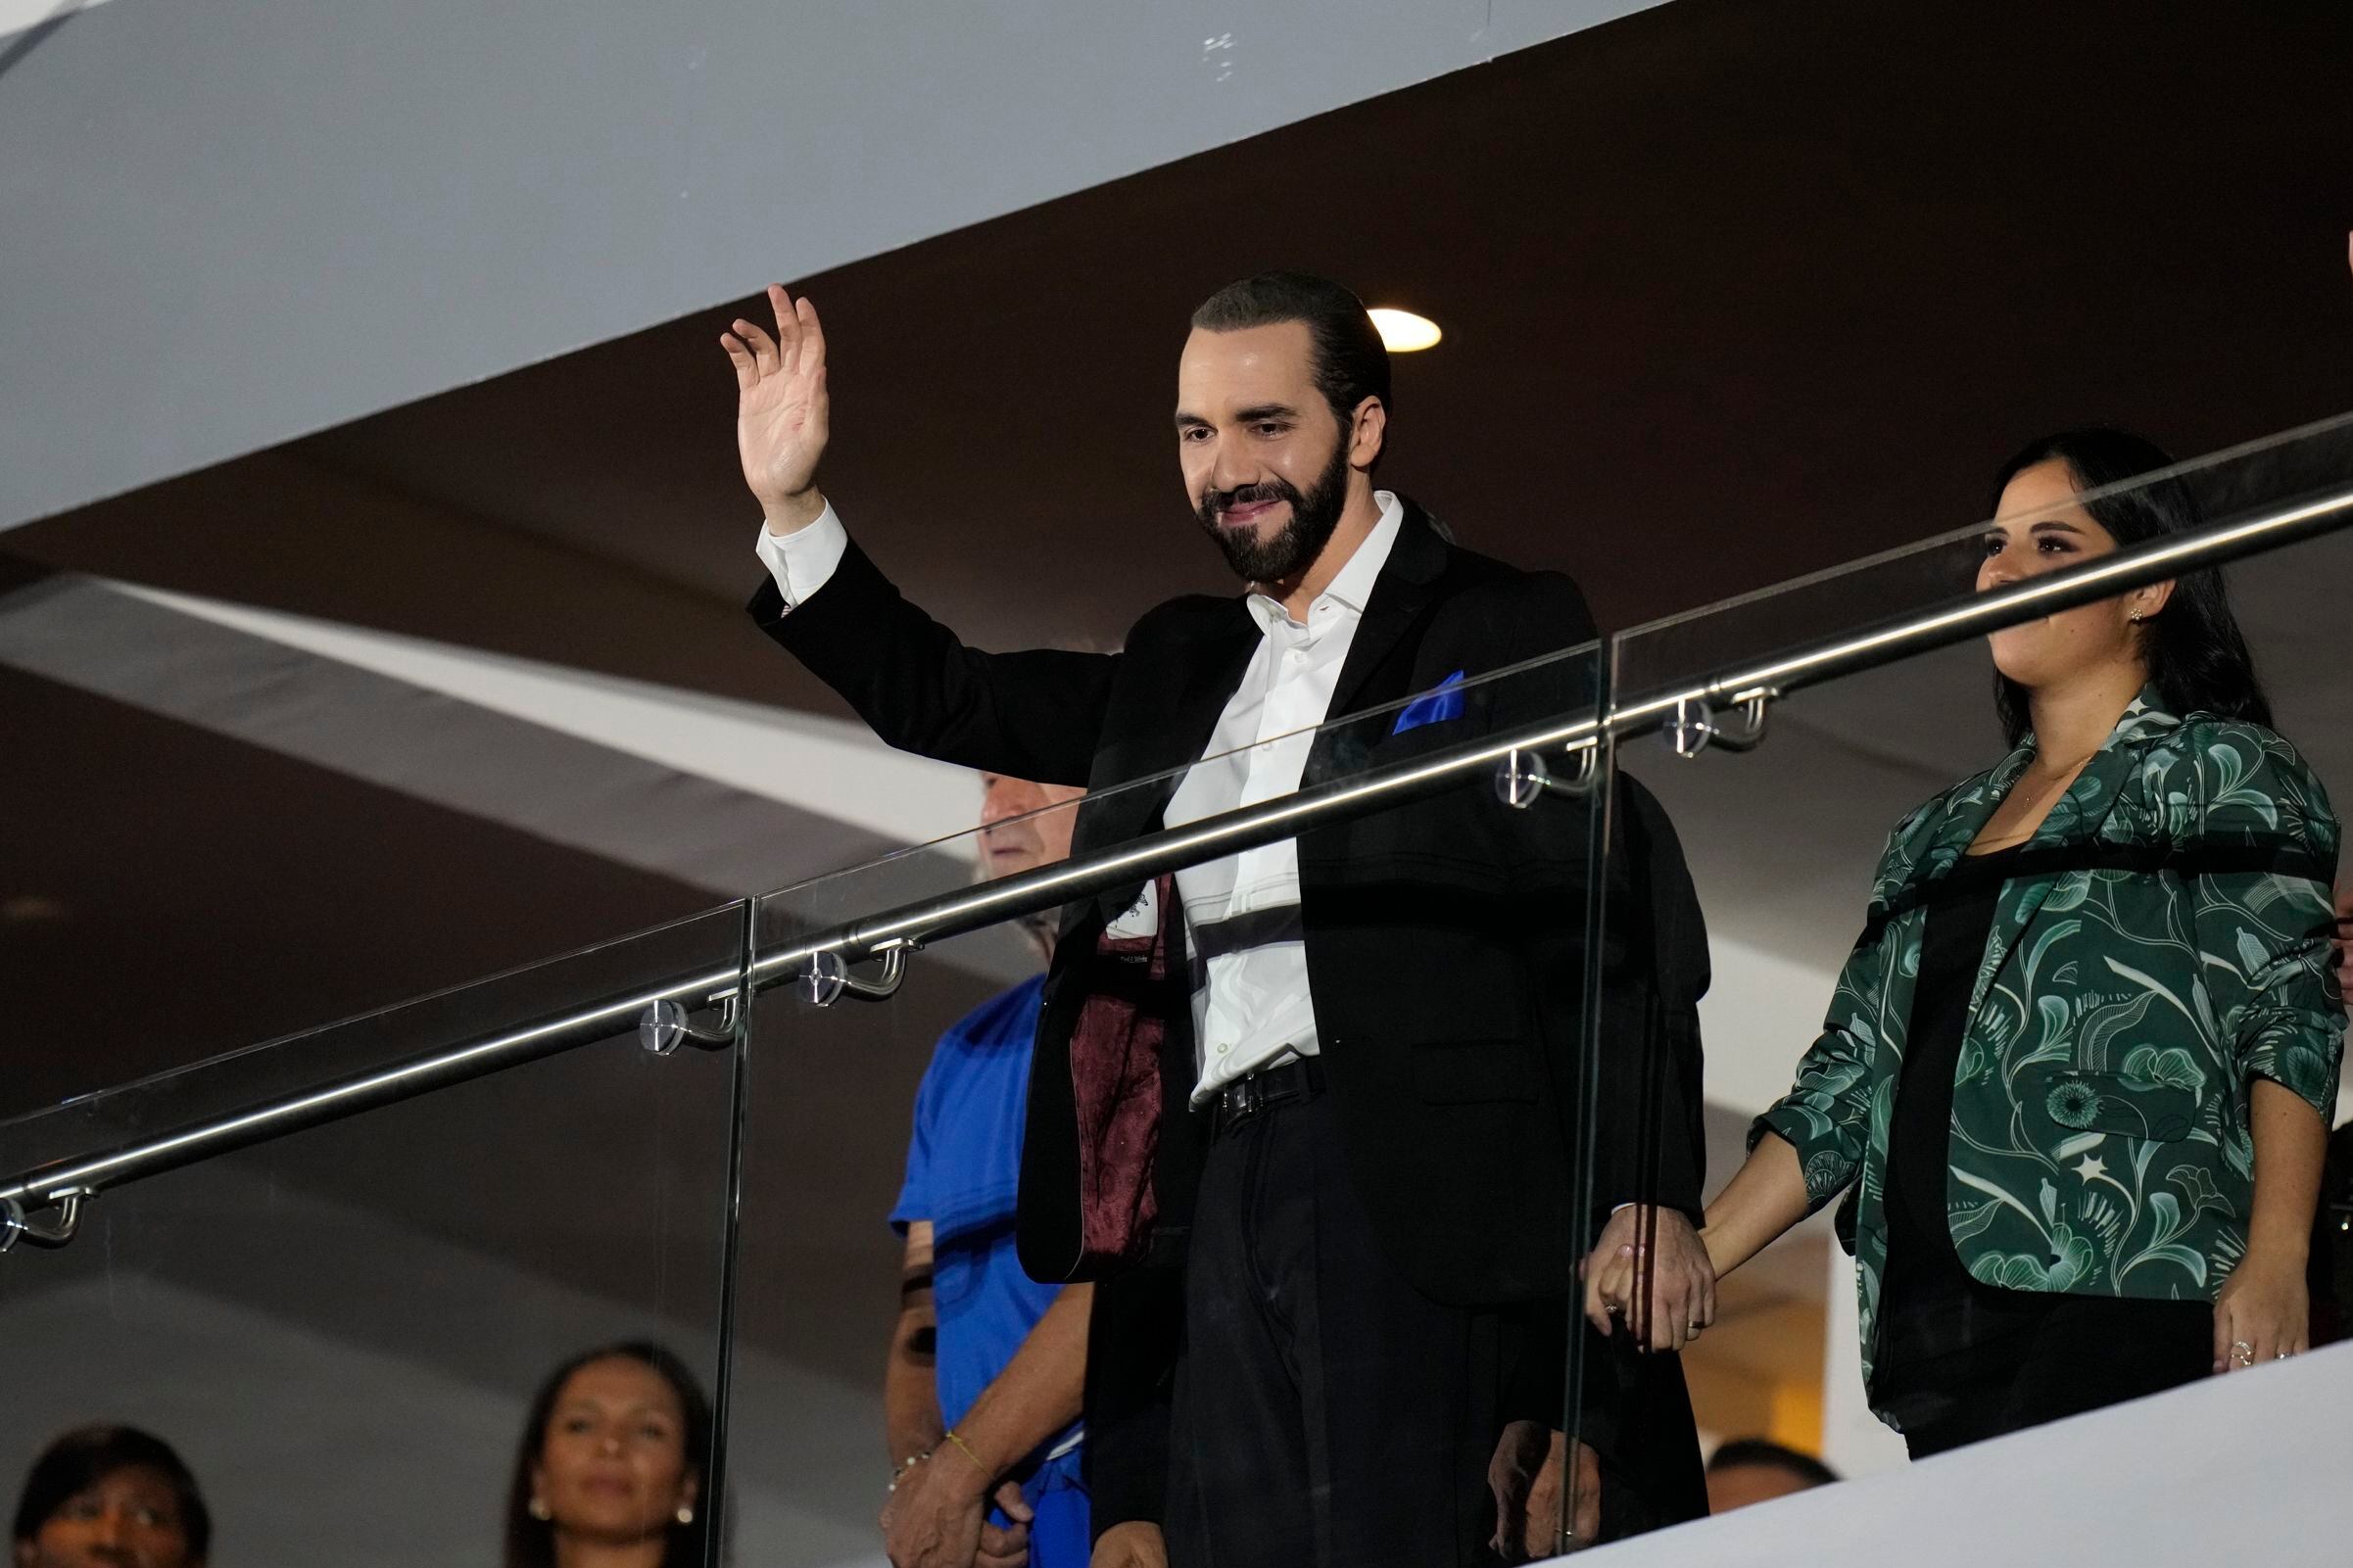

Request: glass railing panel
left=0, top=903, right=753, bottom=1183
left=731, top=640, right=1626, bottom=1562
left=0, top=903, right=750, bottom=1566
left=1593, top=414, right=2353, bottom=1490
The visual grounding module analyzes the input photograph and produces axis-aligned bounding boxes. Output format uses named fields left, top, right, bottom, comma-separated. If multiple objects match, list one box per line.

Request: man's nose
left=1208, top=447, right=1258, bottom=495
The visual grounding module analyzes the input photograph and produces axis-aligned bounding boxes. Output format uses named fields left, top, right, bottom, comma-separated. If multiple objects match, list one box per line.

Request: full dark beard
left=1194, top=435, right=1352, bottom=586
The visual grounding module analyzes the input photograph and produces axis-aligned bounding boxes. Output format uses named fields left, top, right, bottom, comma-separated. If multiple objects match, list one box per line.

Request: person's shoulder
left=1427, top=537, right=1597, bottom=643
left=1128, top=591, right=1242, bottom=643
left=2152, top=714, right=2337, bottom=831
left=2165, top=712, right=2310, bottom=766
left=939, top=973, right=1050, bottom=1054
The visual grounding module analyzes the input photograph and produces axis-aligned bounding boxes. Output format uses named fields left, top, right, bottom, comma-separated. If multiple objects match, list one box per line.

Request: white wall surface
left=0, top=0, right=1664, bottom=529
left=1572, top=1340, right=2353, bottom=1565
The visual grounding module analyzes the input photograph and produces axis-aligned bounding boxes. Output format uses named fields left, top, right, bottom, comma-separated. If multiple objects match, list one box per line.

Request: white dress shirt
left=754, top=493, right=1407, bottom=1104
left=1159, top=494, right=1401, bottom=1100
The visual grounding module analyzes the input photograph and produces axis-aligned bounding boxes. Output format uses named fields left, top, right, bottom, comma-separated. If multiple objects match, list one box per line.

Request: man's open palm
left=721, top=283, right=830, bottom=523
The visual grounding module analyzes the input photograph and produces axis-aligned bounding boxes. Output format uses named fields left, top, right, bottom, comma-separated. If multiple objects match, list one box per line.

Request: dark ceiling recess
left=13, top=0, right=2351, bottom=691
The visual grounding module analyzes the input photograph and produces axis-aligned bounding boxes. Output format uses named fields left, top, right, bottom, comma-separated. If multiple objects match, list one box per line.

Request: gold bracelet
left=941, top=1429, right=990, bottom=1477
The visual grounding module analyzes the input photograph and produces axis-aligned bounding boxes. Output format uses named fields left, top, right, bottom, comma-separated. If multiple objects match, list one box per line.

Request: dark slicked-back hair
left=1191, top=271, right=1392, bottom=451
left=1988, top=427, right=2272, bottom=747
left=13, top=1425, right=212, bottom=1560
left=1706, top=1438, right=1839, bottom=1489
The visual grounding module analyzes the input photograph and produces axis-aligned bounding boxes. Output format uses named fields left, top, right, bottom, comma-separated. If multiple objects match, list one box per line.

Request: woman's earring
left=676, top=1505, right=696, bottom=1526
left=528, top=1497, right=552, bottom=1522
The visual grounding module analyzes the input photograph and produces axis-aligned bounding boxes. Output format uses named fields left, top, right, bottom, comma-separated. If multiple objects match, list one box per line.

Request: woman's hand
left=2212, top=1245, right=2310, bottom=1372
left=1582, top=1205, right=1717, bottom=1353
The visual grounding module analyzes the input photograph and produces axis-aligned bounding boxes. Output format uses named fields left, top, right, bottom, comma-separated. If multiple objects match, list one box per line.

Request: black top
left=1880, top=845, right=2043, bottom=1369
left=1877, top=843, right=2208, bottom=1412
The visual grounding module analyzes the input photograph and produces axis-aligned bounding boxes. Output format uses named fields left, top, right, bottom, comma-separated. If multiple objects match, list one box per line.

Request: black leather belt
left=1211, top=1056, right=1326, bottom=1136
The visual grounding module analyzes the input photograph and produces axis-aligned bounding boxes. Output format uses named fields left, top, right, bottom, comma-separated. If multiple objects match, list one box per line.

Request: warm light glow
left=1368, top=308, right=1442, bottom=352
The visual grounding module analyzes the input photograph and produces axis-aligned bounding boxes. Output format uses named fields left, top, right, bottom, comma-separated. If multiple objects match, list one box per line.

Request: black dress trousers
left=1163, top=1089, right=1506, bottom=1568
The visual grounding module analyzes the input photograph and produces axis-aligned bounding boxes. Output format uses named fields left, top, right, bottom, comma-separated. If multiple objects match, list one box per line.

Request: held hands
left=720, top=283, right=831, bottom=533
left=2211, top=1245, right=2309, bottom=1374
left=880, top=1450, right=1032, bottom=1568
left=1582, top=1205, right=1718, bottom=1354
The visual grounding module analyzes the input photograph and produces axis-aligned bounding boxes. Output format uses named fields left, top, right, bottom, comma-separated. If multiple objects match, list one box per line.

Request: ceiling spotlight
left=1368, top=309, right=1442, bottom=353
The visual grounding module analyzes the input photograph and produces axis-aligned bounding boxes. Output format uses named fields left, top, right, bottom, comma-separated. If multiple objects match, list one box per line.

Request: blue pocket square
left=1391, top=670, right=1466, bottom=736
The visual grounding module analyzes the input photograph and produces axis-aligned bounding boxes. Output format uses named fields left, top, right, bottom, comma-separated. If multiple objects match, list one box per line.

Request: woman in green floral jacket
left=1592, top=430, right=2344, bottom=1456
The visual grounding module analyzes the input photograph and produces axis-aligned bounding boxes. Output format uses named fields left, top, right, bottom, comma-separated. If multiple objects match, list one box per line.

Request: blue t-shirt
left=891, top=974, right=1082, bottom=1468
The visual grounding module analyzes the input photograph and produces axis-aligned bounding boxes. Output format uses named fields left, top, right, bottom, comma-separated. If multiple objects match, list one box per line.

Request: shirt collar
left=1246, top=490, right=1405, bottom=632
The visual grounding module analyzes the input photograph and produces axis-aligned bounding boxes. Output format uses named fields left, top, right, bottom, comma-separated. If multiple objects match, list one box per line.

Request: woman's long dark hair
left=1989, top=427, right=2272, bottom=746
left=13, top=1426, right=211, bottom=1562
left=503, top=1341, right=715, bottom=1568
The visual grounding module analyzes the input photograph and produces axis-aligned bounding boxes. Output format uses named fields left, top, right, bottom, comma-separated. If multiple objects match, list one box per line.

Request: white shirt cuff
left=753, top=502, right=848, bottom=609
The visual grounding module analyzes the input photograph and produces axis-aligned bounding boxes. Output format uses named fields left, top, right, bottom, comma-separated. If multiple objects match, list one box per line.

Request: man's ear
left=1348, top=397, right=1387, bottom=471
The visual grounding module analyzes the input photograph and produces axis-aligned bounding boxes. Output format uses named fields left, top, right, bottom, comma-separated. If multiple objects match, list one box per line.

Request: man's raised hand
left=721, top=283, right=831, bottom=533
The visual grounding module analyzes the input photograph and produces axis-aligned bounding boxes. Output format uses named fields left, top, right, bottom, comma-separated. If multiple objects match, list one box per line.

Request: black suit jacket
left=753, top=500, right=1709, bottom=1531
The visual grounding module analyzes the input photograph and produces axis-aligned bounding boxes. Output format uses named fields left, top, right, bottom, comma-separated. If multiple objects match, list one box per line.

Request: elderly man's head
left=979, top=775, right=1084, bottom=879
left=980, top=774, right=1085, bottom=956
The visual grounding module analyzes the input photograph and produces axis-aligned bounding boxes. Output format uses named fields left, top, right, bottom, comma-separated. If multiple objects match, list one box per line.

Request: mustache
left=1199, top=478, right=1303, bottom=522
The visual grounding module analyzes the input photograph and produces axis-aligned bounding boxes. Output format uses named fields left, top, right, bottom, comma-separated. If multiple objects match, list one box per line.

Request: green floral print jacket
left=1754, top=690, right=2344, bottom=1421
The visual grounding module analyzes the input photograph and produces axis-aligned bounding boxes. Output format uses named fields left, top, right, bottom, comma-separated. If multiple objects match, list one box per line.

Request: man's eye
left=1254, top=422, right=1285, bottom=437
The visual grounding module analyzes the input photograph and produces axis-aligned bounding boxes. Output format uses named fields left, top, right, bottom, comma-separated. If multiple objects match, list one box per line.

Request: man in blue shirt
left=881, top=772, right=1090, bottom=1568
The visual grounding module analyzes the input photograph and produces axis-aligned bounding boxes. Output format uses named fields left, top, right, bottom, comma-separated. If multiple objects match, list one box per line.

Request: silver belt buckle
left=1222, top=1072, right=1262, bottom=1128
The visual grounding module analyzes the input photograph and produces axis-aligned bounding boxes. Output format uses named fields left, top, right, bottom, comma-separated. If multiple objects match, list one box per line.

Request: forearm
left=1700, top=1131, right=1814, bottom=1278
left=885, top=1310, right=946, bottom=1464
left=2245, top=1077, right=2329, bottom=1263
left=946, top=1284, right=1093, bottom=1481
left=751, top=536, right=1110, bottom=785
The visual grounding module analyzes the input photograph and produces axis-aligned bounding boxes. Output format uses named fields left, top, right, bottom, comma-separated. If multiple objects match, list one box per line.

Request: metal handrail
left=6, top=477, right=2351, bottom=1227
left=2, top=964, right=744, bottom=1227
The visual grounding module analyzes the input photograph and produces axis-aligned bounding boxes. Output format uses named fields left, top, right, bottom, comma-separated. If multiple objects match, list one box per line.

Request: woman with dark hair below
left=13, top=1425, right=209, bottom=1568
left=1591, top=428, right=2345, bottom=1457
left=505, top=1342, right=713, bottom=1568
